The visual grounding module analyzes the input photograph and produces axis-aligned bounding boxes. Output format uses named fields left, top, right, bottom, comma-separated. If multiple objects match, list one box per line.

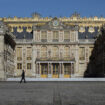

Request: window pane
left=17, top=47, right=22, bottom=61
left=53, top=31, right=59, bottom=41
left=79, top=47, right=85, bottom=60
left=17, top=63, right=22, bottom=69
left=64, top=31, right=70, bottom=39
left=53, top=47, right=59, bottom=57
left=41, top=31, right=47, bottom=39
left=64, top=47, right=69, bottom=57
left=41, top=47, right=47, bottom=58
left=27, top=63, right=31, bottom=69
left=27, top=47, right=32, bottom=60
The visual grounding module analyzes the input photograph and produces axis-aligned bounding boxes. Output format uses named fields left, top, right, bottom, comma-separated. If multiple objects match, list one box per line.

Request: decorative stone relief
left=88, top=27, right=95, bottom=33
left=26, top=26, right=32, bottom=33
left=17, top=26, right=23, bottom=33
left=79, top=26, right=85, bottom=33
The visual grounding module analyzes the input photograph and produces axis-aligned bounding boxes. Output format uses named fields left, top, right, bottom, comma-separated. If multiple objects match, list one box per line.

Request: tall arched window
left=53, top=31, right=59, bottom=42
left=79, top=47, right=85, bottom=60
left=53, top=46, right=59, bottom=58
left=17, top=47, right=22, bottom=61
left=64, top=31, right=70, bottom=42
left=27, top=47, right=32, bottom=60
left=41, top=46, right=47, bottom=58
left=41, top=31, right=47, bottom=42
left=64, top=46, right=70, bottom=58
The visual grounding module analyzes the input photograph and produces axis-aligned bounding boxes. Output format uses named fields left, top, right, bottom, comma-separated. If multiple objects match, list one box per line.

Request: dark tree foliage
left=84, top=26, right=105, bottom=77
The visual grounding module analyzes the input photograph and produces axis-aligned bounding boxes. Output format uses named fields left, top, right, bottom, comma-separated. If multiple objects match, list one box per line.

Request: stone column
left=36, top=63, right=40, bottom=78
left=51, top=63, right=53, bottom=77
left=0, top=26, right=5, bottom=80
left=75, top=45, right=79, bottom=77
left=38, top=63, right=41, bottom=78
left=36, top=63, right=38, bottom=77
left=32, top=46, right=35, bottom=77
left=62, top=63, right=64, bottom=78
left=71, top=63, right=74, bottom=78
left=59, top=63, right=62, bottom=78
left=23, top=47, right=26, bottom=71
left=48, top=63, right=52, bottom=78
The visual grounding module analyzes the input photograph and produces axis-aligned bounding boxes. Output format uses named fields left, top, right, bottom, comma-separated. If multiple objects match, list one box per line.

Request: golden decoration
left=17, top=26, right=23, bottom=33
left=88, top=27, right=95, bottom=33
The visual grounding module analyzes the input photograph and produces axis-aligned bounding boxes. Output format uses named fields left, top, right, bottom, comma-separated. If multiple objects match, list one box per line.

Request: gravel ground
left=0, top=81, right=105, bottom=105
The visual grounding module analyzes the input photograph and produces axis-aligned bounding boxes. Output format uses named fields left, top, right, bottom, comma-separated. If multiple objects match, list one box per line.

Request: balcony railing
left=36, top=56, right=75, bottom=61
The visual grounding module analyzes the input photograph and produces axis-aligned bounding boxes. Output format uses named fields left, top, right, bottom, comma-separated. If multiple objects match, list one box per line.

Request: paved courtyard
left=0, top=81, right=105, bottom=105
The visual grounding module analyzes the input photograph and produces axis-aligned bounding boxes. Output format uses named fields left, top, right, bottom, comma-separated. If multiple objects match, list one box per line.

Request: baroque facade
left=1, top=13, right=105, bottom=79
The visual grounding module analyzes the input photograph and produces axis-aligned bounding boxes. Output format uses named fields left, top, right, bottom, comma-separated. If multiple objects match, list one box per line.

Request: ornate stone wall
left=0, top=21, right=16, bottom=80
left=0, top=13, right=101, bottom=78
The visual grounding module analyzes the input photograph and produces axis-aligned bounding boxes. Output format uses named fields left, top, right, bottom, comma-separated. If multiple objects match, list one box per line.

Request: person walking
left=20, top=70, right=26, bottom=83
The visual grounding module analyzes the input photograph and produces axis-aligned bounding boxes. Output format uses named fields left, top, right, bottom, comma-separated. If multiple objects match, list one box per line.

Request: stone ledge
left=7, top=78, right=105, bottom=81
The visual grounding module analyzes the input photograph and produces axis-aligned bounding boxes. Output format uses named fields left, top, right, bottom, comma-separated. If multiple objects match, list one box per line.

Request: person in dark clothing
left=20, top=70, right=26, bottom=83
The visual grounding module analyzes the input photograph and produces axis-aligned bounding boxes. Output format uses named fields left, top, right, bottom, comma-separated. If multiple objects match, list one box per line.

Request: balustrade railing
left=36, top=56, right=75, bottom=61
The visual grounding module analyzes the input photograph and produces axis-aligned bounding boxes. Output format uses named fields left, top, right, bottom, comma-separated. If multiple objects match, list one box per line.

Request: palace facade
left=1, top=13, right=105, bottom=79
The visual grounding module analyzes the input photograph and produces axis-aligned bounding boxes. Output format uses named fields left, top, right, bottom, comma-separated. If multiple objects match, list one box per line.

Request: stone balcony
left=36, top=56, right=75, bottom=62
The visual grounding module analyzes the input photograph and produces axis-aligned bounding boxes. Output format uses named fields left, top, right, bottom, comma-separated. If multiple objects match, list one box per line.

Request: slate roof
left=12, top=27, right=33, bottom=39
left=78, top=27, right=99, bottom=39
left=13, top=26, right=99, bottom=40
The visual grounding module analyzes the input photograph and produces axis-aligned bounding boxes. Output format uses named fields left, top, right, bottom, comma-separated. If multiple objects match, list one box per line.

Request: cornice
left=1, top=16, right=105, bottom=23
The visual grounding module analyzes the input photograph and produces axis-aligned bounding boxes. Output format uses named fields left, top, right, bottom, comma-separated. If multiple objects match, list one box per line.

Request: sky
left=0, top=0, right=105, bottom=18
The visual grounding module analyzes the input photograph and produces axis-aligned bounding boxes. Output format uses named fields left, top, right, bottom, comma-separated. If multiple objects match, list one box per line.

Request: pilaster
left=0, top=24, right=6, bottom=80
left=32, top=46, right=36, bottom=76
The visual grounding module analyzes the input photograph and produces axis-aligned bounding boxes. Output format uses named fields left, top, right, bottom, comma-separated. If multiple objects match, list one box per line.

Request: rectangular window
left=70, top=31, right=75, bottom=42
left=64, top=47, right=70, bottom=58
left=17, top=63, right=22, bottom=69
left=41, top=47, right=47, bottom=58
left=27, top=47, right=32, bottom=60
left=41, top=31, right=47, bottom=42
left=36, top=31, right=40, bottom=41
left=27, top=63, right=31, bottom=69
left=41, top=64, right=48, bottom=74
left=53, top=64, right=59, bottom=75
left=64, top=31, right=70, bottom=42
left=79, top=47, right=85, bottom=60
left=64, top=64, right=70, bottom=75
left=53, top=47, right=59, bottom=58
left=17, top=47, right=22, bottom=61
left=53, top=31, right=59, bottom=42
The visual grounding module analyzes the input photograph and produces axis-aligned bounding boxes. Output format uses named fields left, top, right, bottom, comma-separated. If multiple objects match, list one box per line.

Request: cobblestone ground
left=0, top=81, right=105, bottom=105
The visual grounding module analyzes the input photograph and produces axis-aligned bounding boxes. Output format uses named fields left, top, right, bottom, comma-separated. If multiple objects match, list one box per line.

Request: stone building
left=0, top=21, right=16, bottom=80
left=1, top=12, right=105, bottom=79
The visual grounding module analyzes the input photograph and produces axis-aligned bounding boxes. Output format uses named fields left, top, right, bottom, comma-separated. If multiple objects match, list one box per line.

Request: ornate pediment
left=33, top=17, right=63, bottom=30
left=33, top=17, right=78, bottom=31
left=48, top=17, right=61, bottom=28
